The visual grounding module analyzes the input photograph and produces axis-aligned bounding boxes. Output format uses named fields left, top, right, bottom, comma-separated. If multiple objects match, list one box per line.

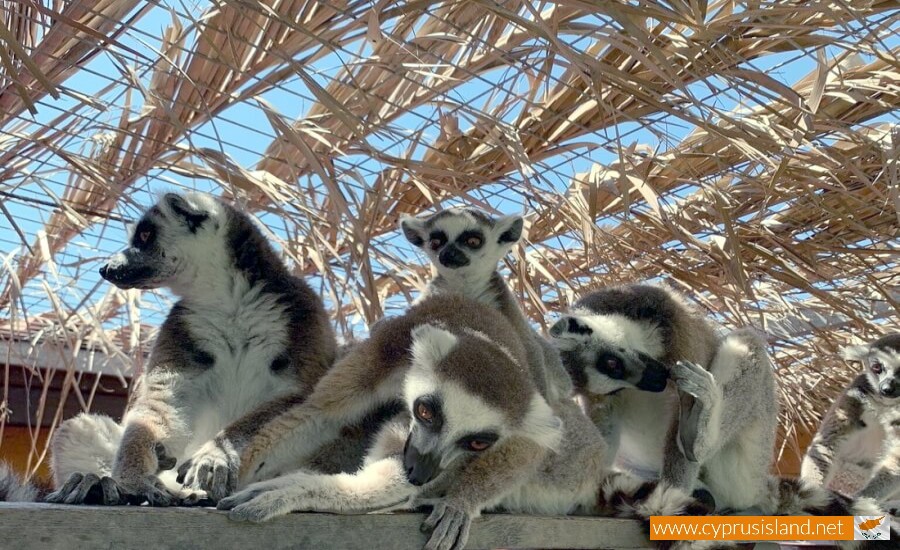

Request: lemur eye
left=465, top=235, right=482, bottom=248
left=467, top=439, right=492, bottom=452
left=872, top=362, right=884, bottom=375
left=416, top=402, right=434, bottom=423
left=429, top=238, right=442, bottom=250
left=139, top=231, right=151, bottom=243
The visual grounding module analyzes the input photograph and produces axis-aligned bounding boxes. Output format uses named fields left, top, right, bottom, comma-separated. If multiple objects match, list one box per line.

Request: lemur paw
left=217, top=481, right=294, bottom=523
left=672, top=361, right=716, bottom=404
left=177, top=438, right=239, bottom=503
left=115, top=474, right=180, bottom=506
left=421, top=501, right=474, bottom=550
left=46, top=473, right=121, bottom=505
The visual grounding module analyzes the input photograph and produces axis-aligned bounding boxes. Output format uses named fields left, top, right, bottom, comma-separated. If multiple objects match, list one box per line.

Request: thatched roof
left=0, top=0, right=897, bottom=475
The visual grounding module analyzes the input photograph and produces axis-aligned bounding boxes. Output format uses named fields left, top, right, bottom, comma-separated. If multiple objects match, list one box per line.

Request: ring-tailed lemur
left=399, top=208, right=573, bottom=403
left=548, top=283, right=890, bottom=529
left=802, top=334, right=900, bottom=509
left=34, top=191, right=339, bottom=505
left=216, top=292, right=708, bottom=550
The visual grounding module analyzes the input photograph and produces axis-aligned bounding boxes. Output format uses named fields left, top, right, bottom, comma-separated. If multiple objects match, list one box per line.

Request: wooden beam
left=0, top=503, right=654, bottom=549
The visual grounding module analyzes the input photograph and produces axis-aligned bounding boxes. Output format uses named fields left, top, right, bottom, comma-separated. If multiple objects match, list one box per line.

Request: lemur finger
left=176, top=459, right=192, bottom=484
left=226, top=492, right=288, bottom=523
left=45, top=472, right=84, bottom=503
left=145, top=485, right=175, bottom=507
left=210, top=465, right=231, bottom=502
left=217, top=487, right=264, bottom=510
left=154, top=442, right=177, bottom=471
left=422, top=502, right=447, bottom=532
left=196, top=462, right=213, bottom=488
left=98, top=476, right=121, bottom=505
left=62, top=473, right=100, bottom=504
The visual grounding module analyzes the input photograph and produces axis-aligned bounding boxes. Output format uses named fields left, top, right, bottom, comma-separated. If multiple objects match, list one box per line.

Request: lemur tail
left=596, top=472, right=735, bottom=550
left=0, top=462, right=42, bottom=502
left=775, top=478, right=898, bottom=549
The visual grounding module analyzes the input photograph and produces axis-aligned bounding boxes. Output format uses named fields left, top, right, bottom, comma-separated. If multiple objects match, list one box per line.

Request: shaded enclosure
left=0, top=0, right=897, bottom=479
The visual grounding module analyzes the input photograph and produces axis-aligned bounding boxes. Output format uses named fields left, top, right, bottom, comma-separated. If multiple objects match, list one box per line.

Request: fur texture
left=219, top=293, right=702, bottom=550
left=802, top=333, right=900, bottom=505
left=551, top=283, right=778, bottom=511
left=45, top=192, right=337, bottom=506
left=399, top=207, right=573, bottom=403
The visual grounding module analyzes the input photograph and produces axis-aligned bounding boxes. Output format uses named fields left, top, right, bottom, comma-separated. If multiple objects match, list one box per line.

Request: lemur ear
left=165, top=193, right=208, bottom=232
left=842, top=344, right=870, bottom=362
left=411, top=323, right=458, bottom=367
left=496, top=215, right=524, bottom=244
left=399, top=215, right=427, bottom=247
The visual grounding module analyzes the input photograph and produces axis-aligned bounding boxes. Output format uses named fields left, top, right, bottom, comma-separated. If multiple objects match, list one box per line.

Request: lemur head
left=99, top=192, right=225, bottom=292
left=401, top=323, right=561, bottom=486
left=399, top=208, right=524, bottom=283
left=844, top=333, right=900, bottom=400
left=547, top=311, right=669, bottom=395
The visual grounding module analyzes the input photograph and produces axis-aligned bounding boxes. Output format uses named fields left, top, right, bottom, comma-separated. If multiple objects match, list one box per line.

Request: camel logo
left=854, top=515, right=890, bottom=541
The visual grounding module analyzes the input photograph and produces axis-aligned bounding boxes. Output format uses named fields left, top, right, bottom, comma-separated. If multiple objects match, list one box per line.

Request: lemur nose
left=880, top=381, right=900, bottom=398
left=98, top=265, right=109, bottom=278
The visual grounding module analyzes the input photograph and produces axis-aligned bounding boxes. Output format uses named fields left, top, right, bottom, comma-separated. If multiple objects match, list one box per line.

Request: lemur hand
left=177, top=437, right=239, bottom=503
left=420, top=499, right=475, bottom=550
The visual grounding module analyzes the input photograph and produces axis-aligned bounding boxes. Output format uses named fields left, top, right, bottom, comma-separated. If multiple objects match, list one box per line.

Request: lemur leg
left=667, top=330, right=776, bottom=510
left=46, top=371, right=191, bottom=506
left=236, top=354, right=406, bottom=486
left=219, top=458, right=415, bottom=522
left=673, top=329, right=773, bottom=465
left=414, top=436, right=549, bottom=550
left=218, top=419, right=413, bottom=522
left=800, top=400, right=862, bottom=489
left=178, top=392, right=308, bottom=503
left=857, top=446, right=900, bottom=502
left=47, top=413, right=122, bottom=490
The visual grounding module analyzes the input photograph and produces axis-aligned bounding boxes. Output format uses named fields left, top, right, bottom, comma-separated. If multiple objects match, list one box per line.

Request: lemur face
left=548, top=311, right=669, bottom=395
left=401, top=324, right=561, bottom=486
left=100, top=192, right=218, bottom=290
left=845, top=334, right=900, bottom=400
left=399, top=208, right=524, bottom=279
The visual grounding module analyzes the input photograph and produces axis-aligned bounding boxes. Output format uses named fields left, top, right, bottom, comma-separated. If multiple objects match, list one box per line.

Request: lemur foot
left=45, top=473, right=120, bottom=505
left=177, top=438, right=239, bottom=503
left=218, top=477, right=295, bottom=522
left=421, top=500, right=474, bottom=550
left=672, top=361, right=716, bottom=404
left=672, top=360, right=719, bottom=462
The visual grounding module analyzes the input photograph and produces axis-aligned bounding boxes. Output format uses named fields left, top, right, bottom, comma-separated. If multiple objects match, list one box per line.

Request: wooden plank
left=0, top=502, right=654, bottom=549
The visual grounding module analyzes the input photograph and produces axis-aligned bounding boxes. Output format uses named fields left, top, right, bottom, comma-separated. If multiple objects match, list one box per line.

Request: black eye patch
left=567, top=318, right=593, bottom=335
left=456, top=431, right=499, bottom=451
left=413, top=395, right=444, bottom=432
left=427, top=231, right=448, bottom=251
left=456, top=230, right=484, bottom=250
left=131, top=219, right=157, bottom=250
left=596, top=352, right=625, bottom=379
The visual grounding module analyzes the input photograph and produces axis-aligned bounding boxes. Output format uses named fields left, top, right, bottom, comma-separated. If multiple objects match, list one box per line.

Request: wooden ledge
left=0, top=502, right=654, bottom=549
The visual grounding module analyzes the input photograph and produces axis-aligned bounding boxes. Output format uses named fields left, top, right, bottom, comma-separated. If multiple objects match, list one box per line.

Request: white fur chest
left=616, top=389, right=678, bottom=473
left=180, top=286, right=293, bottom=453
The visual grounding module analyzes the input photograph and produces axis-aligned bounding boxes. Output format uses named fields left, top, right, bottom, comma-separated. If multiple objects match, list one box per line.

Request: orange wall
left=0, top=426, right=52, bottom=482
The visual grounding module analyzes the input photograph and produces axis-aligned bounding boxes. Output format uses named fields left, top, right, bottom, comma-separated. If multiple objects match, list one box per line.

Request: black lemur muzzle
left=403, top=437, right=442, bottom=487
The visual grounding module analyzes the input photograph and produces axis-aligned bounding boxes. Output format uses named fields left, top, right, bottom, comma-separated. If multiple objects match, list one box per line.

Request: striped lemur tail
left=0, top=462, right=46, bottom=502
left=776, top=478, right=898, bottom=549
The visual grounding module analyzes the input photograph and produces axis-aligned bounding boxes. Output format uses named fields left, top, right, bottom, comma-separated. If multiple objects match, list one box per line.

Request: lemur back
left=400, top=207, right=573, bottom=402
left=44, top=192, right=338, bottom=506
